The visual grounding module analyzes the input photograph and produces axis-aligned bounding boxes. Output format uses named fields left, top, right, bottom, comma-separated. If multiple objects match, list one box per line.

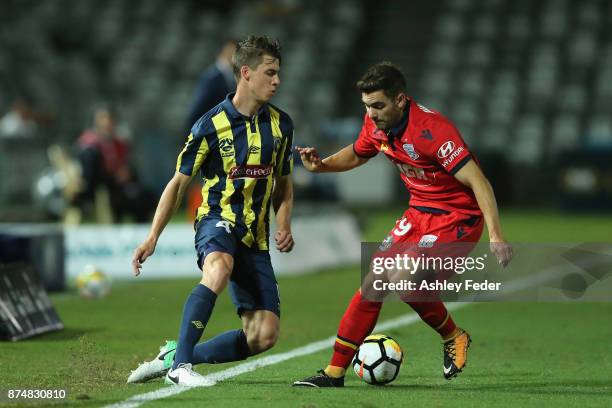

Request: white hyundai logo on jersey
left=437, top=141, right=455, bottom=159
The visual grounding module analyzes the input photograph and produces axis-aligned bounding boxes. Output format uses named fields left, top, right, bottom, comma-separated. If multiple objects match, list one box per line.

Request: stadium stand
left=1, top=0, right=611, bottom=216
left=417, top=0, right=612, bottom=164
left=0, top=0, right=365, bottom=219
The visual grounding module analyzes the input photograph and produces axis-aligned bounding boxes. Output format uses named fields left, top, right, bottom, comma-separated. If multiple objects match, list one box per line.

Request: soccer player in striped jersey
left=293, top=62, right=512, bottom=387
left=128, top=36, right=295, bottom=387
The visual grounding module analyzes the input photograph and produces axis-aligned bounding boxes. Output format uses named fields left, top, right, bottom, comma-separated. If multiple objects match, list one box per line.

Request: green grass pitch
left=1, top=209, right=612, bottom=407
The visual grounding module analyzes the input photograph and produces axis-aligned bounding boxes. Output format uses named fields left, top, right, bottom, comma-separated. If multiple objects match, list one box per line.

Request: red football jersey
left=353, top=100, right=482, bottom=216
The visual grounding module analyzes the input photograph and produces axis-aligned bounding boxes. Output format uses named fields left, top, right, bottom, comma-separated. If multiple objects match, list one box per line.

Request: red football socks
left=327, top=291, right=457, bottom=376
left=329, top=289, right=382, bottom=370
left=406, top=301, right=456, bottom=338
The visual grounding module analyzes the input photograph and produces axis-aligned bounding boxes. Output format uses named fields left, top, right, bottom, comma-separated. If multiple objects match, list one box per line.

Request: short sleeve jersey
left=176, top=93, right=294, bottom=249
left=354, top=100, right=481, bottom=215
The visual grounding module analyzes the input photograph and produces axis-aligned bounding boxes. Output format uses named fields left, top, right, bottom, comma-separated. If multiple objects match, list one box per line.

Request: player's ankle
left=324, top=365, right=346, bottom=378
left=442, top=327, right=461, bottom=342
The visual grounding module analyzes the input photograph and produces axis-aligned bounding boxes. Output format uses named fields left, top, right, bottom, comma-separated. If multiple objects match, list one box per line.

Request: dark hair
left=356, top=62, right=407, bottom=99
left=232, top=35, right=282, bottom=79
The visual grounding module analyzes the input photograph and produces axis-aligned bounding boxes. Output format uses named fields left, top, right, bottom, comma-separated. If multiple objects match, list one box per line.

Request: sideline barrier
left=65, top=213, right=362, bottom=280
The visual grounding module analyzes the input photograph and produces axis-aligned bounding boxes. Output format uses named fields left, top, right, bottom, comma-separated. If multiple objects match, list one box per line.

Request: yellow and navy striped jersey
left=176, top=93, right=294, bottom=250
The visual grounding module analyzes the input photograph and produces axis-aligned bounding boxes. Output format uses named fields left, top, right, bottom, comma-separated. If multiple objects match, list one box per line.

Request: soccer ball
left=353, top=334, right=403, bottom=385
left=76, top=265, right=111, bottom=299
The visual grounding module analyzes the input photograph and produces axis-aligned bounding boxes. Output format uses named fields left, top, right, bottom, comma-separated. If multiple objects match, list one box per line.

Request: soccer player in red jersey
left=293, top=62, right=513, bottom=387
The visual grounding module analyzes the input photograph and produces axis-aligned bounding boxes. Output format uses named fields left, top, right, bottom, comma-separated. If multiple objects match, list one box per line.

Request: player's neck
left=232, top=88, right=264, bottom=118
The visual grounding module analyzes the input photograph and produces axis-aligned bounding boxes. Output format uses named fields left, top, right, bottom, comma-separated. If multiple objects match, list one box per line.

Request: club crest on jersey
left=219, top=137, right=235, bottom=158
left=403, top=143, right=419, bottom=160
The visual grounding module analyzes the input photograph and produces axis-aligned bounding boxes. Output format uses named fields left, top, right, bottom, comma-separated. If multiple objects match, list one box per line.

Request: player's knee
left=207, top=258, right=232, bottom=278
left=245, top=321, right=279, bottom=354
left=201, top=253, right=233, bottom=292
left=251, top=327, right=278, bottom=353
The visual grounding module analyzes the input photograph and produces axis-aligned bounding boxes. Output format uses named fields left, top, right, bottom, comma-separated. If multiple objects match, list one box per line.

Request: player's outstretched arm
left=131, top=172, right=192, bottom=276
left=272, top=175, right=294, bottom=252
left=454, top=160, right=513, bottom=267
left=296, top=144, right=369, bottom=173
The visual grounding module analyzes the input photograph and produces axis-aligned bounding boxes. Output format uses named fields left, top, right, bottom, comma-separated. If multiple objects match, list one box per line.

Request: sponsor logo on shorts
left=379, top=235, right=394, bottom=251
left=418, top=234, right=438, bottom=248
left=228, top=165, right=272, bottom=179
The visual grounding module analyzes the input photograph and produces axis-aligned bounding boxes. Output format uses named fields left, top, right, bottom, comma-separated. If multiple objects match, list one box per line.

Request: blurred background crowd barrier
left=1, top=0, right=611, bottom=223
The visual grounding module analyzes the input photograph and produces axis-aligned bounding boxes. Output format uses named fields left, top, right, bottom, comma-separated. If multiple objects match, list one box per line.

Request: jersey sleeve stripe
left=272, top=106, right=294, bottom=176
left=449, top=155, right=472, bottom=175
left=193, top=136, right=209, bottom=173
left=176, top=133, right=196, bottom=175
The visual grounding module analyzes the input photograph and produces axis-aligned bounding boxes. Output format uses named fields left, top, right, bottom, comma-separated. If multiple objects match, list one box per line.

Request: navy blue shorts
left=194, top=216, right=280, bottom=317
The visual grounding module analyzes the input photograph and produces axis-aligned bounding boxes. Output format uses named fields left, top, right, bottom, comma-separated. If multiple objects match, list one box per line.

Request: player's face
left=362, top=90, right=407, bottom=132
left=246, top=55, right=281, bottom=102
left=94, top=109, right=116, bottom=138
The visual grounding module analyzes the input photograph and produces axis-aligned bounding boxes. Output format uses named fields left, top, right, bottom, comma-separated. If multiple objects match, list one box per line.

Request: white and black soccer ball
left=352, top=334, right=403, bottom=385
left=76, top=265, right=111, bottom=299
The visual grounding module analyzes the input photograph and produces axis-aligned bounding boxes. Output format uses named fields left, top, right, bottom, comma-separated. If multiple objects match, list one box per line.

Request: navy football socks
left=192, top=329, right=251, bottom=364
left=172, top=284, right=217, bottom=369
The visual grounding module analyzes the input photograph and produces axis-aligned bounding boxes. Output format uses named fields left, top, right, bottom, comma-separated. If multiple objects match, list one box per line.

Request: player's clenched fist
left=275, top=230, right=294, bottom=253
left=295, top=146, right=323, bottom=172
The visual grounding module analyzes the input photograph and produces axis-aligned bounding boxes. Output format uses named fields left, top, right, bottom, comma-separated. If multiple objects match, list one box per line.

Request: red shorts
left=365, top=207, right=484, bottom=302
left=384, top=207, right=483, bottom=249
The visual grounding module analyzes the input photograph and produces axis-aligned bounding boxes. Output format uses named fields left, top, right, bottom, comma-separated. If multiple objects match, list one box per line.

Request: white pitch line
left=107, top=258, right=582, bottom=408
left=104, top=303, right=466, bottom=408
